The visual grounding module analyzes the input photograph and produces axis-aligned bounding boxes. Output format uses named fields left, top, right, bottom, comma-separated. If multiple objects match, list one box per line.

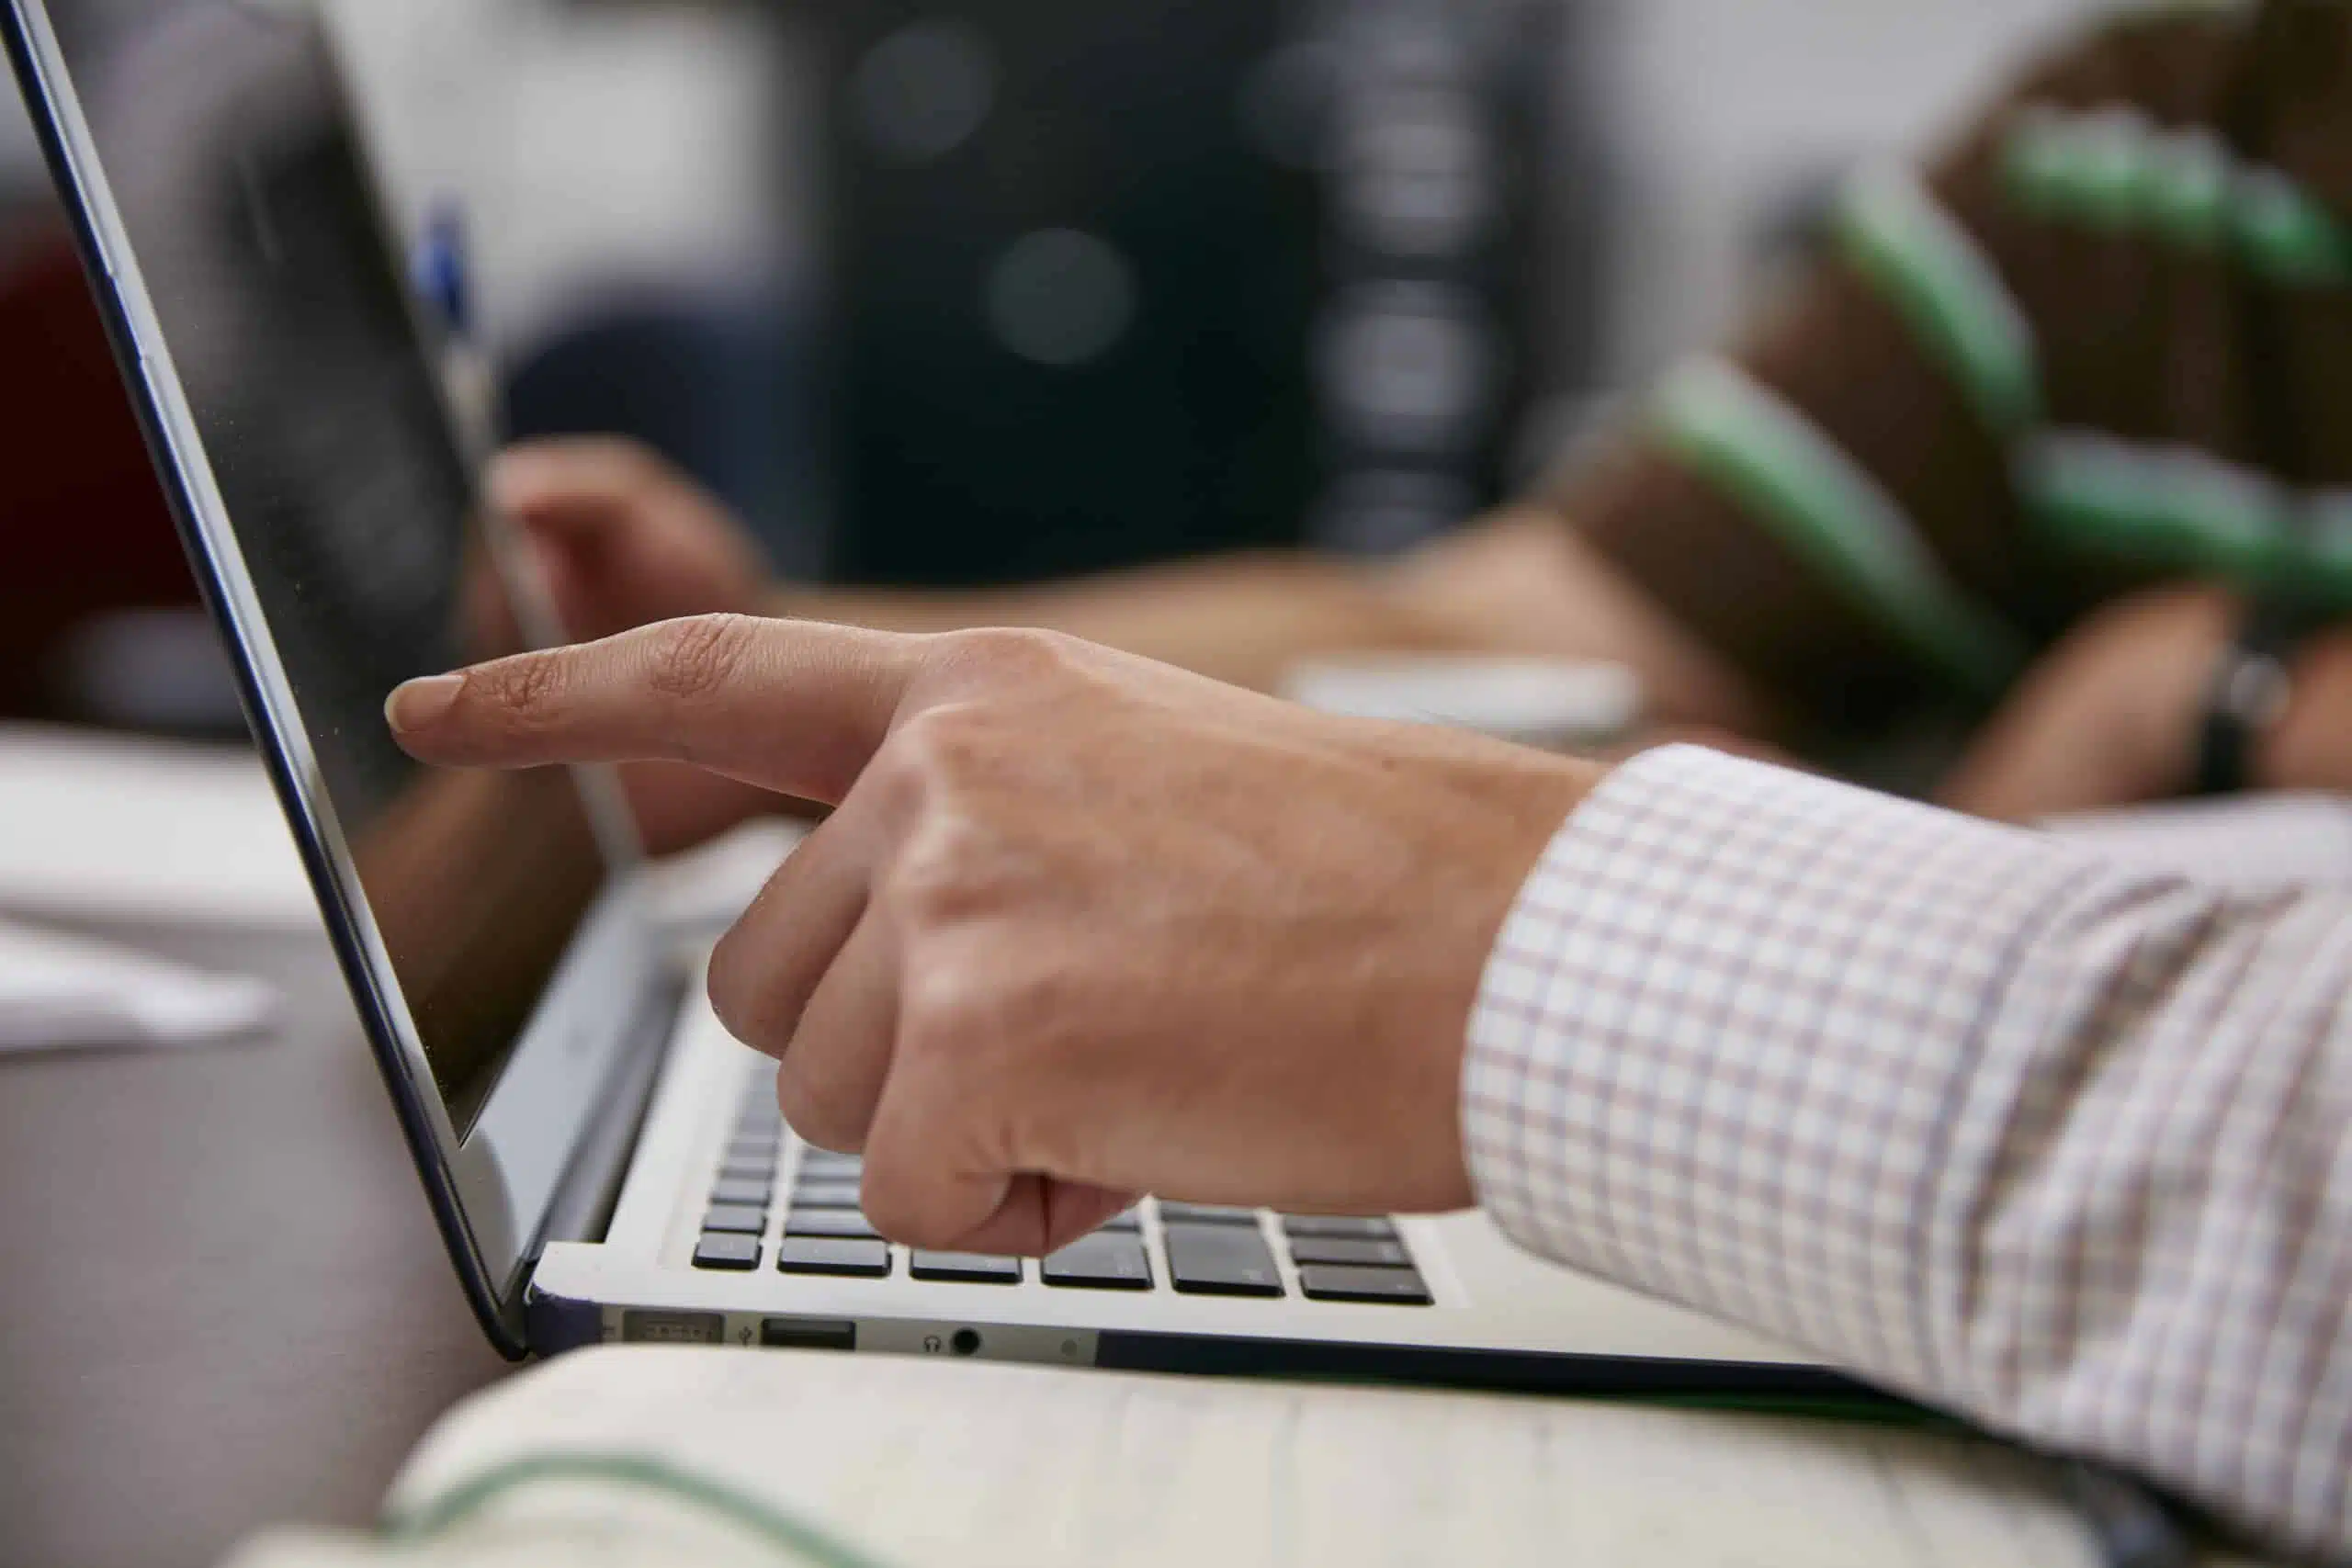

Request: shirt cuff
left=1462, top=745, right=2083, bottom=1388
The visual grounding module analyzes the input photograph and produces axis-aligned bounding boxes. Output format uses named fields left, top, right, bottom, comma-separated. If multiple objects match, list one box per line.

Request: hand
left=1938, top=585, right=2235, bottom=822
left=481, top=439, right=789, bottom=853
left=1939, top=583, right=2352, bottom=821
left=387, top=618, right=1600, bottom=1254
left=489, top=437, right=773, bottom=634
left=2255, top=615, right=2352, bottom=796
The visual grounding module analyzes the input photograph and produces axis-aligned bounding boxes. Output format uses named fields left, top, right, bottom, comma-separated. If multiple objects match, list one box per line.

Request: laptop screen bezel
left=3, top=0, right=672, bottom=1357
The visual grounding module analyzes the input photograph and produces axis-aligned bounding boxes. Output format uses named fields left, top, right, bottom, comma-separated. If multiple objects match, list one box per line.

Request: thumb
left=386, top=615, right=927, bottom=807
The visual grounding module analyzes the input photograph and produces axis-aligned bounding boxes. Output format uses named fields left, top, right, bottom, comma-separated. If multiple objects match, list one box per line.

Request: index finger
left=386, top=615, right=925, bottom=807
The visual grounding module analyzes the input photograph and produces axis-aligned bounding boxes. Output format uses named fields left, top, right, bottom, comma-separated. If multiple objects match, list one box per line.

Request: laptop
left=6, top=0, right=1838, bottom=1393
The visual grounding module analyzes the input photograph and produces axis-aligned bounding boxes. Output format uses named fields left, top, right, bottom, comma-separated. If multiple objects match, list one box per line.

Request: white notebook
left=219, top=1347, right=2143, bottom=1568
left=0, top=917, right=277, bottom=1055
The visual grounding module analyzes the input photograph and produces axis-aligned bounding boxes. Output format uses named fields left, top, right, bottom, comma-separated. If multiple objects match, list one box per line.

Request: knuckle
left=645, top=614, right=756, bottom=705
left=881, top=816, right=1002, bottom=929
left=472, top=654, right=569, bottom=731
left=773, top=1060, right=865, bottom=1155
left=891, top=702, right=993, bottom=772
left=976, top=959, right=1079, bottom=1051
left=895, top=965, right=966, bottom=1053
left=897, top=960, right=994, bottom=1057
left=865, top=706, right=993, bottom=819
left=933, top=626, right=1080, bottom=689
left=895, top=944, right=1063, bottom=1066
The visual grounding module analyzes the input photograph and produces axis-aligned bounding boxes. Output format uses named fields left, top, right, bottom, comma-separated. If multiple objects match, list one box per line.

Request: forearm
left=1468, top=748, right=2352, bottom=1560
left=780, top=551, right=1437, bottom=695
left=781, top=507, right=1773, bottom=728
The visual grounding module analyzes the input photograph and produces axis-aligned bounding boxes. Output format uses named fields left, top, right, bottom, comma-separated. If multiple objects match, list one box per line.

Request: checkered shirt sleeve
left=1464, top=746, right=2352, bottom=1562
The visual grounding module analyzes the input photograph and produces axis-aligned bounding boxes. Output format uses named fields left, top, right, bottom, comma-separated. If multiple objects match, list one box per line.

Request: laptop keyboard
left=693, top=1079, right=1432, bottom=1305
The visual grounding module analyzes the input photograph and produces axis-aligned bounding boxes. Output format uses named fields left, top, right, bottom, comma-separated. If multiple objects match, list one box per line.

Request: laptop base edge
left=525, top=1282, right=1901, bottom=1416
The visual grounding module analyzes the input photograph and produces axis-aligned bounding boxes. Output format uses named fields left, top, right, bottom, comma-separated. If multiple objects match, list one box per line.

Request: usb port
left=762, top=1317, right=857, bottom=1352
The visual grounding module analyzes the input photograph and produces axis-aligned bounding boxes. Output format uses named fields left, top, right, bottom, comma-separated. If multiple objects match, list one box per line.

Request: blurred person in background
left=489, top=0, right=2352, bottom=853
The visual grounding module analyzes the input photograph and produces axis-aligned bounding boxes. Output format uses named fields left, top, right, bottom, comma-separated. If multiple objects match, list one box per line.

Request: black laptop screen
left=47, top=0, right=605, bottom=1134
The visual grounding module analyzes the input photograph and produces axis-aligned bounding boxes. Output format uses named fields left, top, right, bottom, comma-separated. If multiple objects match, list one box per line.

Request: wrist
left=1425, top=744, right=1609, bottom=1210
left=2254, top=621, right=2352, bottom=792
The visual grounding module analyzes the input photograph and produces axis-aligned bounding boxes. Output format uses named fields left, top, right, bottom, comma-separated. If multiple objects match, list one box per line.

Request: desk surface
left=0, top=918, right=511, bottom=1568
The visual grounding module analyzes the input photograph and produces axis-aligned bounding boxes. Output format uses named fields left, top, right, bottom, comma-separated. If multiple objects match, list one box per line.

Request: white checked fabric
left=1464, top=747, right=2352, bottom=1562
left=2044, top=795, right=2352, bottom=889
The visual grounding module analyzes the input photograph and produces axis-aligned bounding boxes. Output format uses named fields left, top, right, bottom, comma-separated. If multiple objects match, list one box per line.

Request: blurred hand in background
left=486, top=441, right=2352, bottom=852
left=1939, top=585, right=2352, bottom=824
left=491, top=436, right=774, bottom=634
left=486, top=437, right=789, bottom=853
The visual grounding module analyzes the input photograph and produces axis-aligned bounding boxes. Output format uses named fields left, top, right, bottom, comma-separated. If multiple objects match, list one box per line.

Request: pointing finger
left=386, top=615, right=927, bottom=807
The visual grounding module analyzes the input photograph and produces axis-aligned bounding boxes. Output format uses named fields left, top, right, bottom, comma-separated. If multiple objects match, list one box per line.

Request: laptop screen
left=46, top=0, right=607, bottom=1135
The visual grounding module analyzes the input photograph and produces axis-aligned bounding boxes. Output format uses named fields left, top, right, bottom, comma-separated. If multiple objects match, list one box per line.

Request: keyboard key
left=726, top=1137, right=780, bottom=1164
left=1297, top=1265, right=1431, bottom=1305
left=776, top=1238, right=892, bottom=1278
left=1281, top=1215, right=1397, bottom=1242
left=718, top=1160, right=776, bottom=1185
left=1156, top=1202, right=1258, bottom=1226
left=710, top=1178, right=772, bottom=1208
left=693, top=1233, right=761, bottom=1271
left=1098, top=1209, right=1142, bottom=1233
left=1042, top=1235, right=1153, bottom=1291
left=910, top=1252, right=1023, bottom=1284
left=1163, top=1224, right=1283, bottom=1298
left=797, top=1149, right=862, bottom=1173
left=1287, top=1235, right=1413, bottom=1269
left=791, top=1179, right=865, bottom=1210
left=703, top=1203, right=767, bottom=1235
left=786, top=1210, right=880, bottom=1240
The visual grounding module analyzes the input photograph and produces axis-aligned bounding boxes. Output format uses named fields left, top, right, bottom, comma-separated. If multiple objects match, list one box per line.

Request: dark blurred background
left=0, top=0, right=2096, bottom=737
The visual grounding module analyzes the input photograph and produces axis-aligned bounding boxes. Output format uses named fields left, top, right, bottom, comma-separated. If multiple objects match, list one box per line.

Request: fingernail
left=385, top=674, right=464, bottom=733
